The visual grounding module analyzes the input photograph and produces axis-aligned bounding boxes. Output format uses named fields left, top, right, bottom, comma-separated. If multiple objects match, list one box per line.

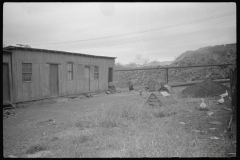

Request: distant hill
left=173, top=43, right=236, bottom=66
left=148, top=61, right=173, bottom=66
left=114, top=43, right=236, bottom=88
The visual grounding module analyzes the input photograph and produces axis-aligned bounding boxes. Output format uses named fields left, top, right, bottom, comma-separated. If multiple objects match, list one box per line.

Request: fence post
left=165, top=68, right=168, bottom=84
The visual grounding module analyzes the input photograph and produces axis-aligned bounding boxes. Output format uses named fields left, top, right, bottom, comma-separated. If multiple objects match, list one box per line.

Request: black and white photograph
left=3, top=2, right=236, bottom=158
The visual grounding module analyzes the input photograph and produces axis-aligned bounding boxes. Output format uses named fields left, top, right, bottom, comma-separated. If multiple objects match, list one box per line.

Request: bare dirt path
left=3, top=89, right=236, bottom=158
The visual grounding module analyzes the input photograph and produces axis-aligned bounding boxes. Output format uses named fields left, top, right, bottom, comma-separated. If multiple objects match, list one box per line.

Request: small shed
left=146, top=93, right=162, bottom=106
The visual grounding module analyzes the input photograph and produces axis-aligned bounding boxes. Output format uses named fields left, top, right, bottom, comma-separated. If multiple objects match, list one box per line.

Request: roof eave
left=3, top=46, right=116, bottom=59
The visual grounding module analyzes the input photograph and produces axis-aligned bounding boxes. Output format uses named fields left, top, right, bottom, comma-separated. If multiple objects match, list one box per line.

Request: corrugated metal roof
left=3, top=46, right=116, bottom=59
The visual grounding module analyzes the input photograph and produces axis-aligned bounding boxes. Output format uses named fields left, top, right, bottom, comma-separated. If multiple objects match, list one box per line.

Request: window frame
left=67, top=62, right=73, bottom=80
left=22, top=63, right=32, bottom=82
left=94, top=66, right=99, bottom=80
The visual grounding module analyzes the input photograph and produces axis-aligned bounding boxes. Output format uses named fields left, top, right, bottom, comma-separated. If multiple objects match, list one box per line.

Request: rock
left=160, top=91, right=170, bottom=97
left=86, top=94, right=92, bottom=98
left=106, top=91, right=111, bottom=94
left=210, top=121, right=223, bottom=125
left=25, top=151, right=52, bottom=158
left=78, top=95, right=85, bottom=99
left=7, top=155, right=18, bottom=158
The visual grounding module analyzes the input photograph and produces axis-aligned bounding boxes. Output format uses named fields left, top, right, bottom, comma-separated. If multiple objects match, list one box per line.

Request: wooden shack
left=3, top=46, right=116, bottom=104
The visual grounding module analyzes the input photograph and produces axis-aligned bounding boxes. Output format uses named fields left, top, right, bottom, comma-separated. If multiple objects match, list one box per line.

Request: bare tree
left=133, top=54, right=150, bottom=67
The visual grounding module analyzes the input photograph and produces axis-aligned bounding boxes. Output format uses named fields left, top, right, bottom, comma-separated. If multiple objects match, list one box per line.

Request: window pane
left=22, top=73, right=31, bottom=81
left=23, top=68, right=31, bottom=73
left=68, top=71, right=73, bottom=80
left=94, top=66, right=98, bottom=72
left=94, top=73, right=99, bottom=79
left=68, top=63, right=73, bottom=71
left=22, top=63, right=32, bottom=73
left=68, top=64, right=71, bottom=71
left=22, top=63, right=32, bottom=82
left=67, top=63, right=73, bottom=80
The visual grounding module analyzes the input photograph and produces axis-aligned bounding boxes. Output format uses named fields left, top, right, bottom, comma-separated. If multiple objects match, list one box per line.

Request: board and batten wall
left=11, top=49, right=114, bottom=103
left=3, top=51, right=13, bottom=104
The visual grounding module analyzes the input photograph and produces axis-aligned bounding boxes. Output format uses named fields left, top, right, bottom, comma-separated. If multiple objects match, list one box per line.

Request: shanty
left=3, top=3, right=236, bottom=158
left=3, top=46, right=116, bottom=104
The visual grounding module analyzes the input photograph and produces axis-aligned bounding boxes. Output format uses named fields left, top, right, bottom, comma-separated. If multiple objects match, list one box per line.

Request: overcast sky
left=3, top=2, right=236, bottom=64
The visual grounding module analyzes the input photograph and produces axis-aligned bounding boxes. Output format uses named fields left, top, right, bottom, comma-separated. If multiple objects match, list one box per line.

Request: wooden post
left=229, top=68, right=232, bottom=97
left=165, top=68, right=168, bottom=84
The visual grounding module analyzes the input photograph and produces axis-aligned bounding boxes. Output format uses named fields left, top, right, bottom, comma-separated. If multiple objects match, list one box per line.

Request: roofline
left=3, top=46, right=117, bottom=59
left=3, top=49, right=13, bottom=53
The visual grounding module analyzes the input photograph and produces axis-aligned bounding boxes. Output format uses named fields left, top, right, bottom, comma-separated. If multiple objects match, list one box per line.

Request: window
left=94, top=66, right=99, bottom=80
left=22, top=63, right=32, bottom=82
left=67, top=62, right=73, bottom=80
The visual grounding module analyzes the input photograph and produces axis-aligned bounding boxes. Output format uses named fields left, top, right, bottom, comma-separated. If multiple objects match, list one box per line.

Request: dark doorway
left=49, top=64, right=59, bottom=96
left=85, top=66, right=90, bottom=91
left=108, top=67, right=113, bottom=84
left=3, top=63, right=10, bottom=103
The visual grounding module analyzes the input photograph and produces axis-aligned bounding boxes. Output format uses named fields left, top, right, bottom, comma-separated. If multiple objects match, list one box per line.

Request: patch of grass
left=25, top=144, right=48, bottom=154
left=153, top=112, right=166, bottom=118
left=99, top=121, right=118, bottom=128
left=72, top=135, right=93, bottom=144
left=74, top=122, right=85, bottom=130
left=51, top=137, right=59, bottom=142
left=37, top=119, right=54, bottom=125
left=27, top=90, right=232, bottom=157
left=152, top=110, right=177, bottom=118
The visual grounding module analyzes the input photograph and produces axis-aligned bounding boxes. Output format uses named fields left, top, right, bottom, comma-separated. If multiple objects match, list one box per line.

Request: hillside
left=173, top=43, right=236, bottom=66
left=148, top=61, right=173, bottom=66
left=113, top=43, right=236, bottom=88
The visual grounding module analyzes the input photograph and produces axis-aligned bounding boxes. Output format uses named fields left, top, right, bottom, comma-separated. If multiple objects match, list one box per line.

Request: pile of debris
left=182, top=79, right=230, bottom=98
left=3, top=109, right=15, bottom=119
left=107, top=82, right=121, bottom=94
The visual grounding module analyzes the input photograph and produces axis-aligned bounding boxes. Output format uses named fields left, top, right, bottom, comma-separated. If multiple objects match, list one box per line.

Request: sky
left=3, top=2, right=236, bottom=64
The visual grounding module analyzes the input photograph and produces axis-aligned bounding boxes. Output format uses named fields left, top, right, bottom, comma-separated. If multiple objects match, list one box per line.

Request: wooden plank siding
left=8, top=48, right=115, bottom=103
left=3, top=52, right=13, bottom=104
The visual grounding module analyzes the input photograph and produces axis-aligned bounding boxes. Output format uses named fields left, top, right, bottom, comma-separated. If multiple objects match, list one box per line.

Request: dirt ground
left=3, top=87, right=236, bottom=158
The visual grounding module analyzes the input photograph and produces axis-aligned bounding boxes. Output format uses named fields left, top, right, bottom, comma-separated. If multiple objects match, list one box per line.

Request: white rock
left=25, top=151, right=52, bottom=158
left=7, top=155, right=18, bottom=158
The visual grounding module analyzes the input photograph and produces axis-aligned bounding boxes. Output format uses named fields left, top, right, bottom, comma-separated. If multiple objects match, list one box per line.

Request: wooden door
left=85, top=66, right=90, bottom=91
left=3, top=63, right=10, bottom=103
left=49, top=64, right=59, bottom=96
left=108, top=67, right=113, bottom=84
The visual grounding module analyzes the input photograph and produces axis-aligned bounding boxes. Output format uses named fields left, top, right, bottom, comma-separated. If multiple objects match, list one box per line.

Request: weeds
left=73, top=135, right=92, bottom=144
left=26, top=144, right=48, bottom=154
left=99, top=121, right=118, bottom=128
left=153, top=112, right=166, bottom=118
left=51, top=137, right=59, bottom=142
left=37, top=119, right=54, bottom=126
left=19, top=87, right=233, bottom=157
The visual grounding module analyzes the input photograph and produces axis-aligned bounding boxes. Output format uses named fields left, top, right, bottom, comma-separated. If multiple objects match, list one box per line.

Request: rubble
left=182, top=79, right=230, bottom=98
left=210, top=121, right=223, bottom=125
left=3, top=109, right=15, bottom=119
left=159, top=91, right=170, bottom=97
left=106, top=91, right=111, bottom=94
